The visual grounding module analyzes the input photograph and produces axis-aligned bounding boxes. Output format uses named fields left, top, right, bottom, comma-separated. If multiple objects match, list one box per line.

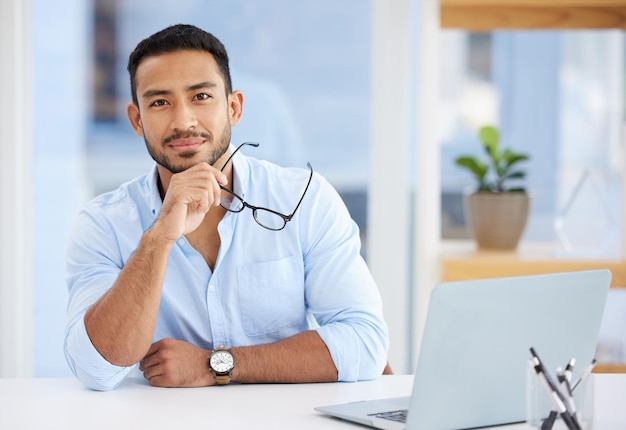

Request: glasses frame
left=219, top=142, right=314, bottom=231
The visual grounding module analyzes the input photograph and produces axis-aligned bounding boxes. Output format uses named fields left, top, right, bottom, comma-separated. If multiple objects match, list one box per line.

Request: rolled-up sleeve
left=302, top=176, right=389, bottom=381
left=64, top=207, right=135, bottom=391
left=64, top=315, right=133, bottom=391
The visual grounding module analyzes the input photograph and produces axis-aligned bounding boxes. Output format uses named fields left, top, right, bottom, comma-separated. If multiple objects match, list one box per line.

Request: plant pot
left=464, top=191, right=530, bottom=250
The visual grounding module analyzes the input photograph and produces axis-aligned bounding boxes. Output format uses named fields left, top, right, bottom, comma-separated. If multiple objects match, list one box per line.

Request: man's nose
left=170, top=103, right=198, bottom=131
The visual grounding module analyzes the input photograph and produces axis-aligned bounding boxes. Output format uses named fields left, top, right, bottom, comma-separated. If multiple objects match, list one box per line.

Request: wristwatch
left=208, top=346, right=235, bottom=385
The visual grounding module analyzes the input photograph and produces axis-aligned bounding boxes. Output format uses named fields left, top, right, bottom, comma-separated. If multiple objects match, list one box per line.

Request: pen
left=556, top=366, right=578, bottom=423
left=529, top=348, right=582, bottom=430
left=541, top=410, right=558, bottom=430
left=564, top=358, right=576, bottom=383
left=571, top=358, right=596, bottom=393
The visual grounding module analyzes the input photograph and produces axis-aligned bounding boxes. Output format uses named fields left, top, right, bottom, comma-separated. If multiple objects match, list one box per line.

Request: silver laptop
left=315, top=270, right=611, bottom=430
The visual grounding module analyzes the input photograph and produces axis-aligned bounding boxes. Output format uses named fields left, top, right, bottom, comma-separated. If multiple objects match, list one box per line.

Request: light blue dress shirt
left=65, top=147, right=389, bottom=391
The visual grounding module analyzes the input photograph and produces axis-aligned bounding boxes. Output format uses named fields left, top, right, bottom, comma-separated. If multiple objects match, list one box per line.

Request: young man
left=64, top=24, right=389, bottom=391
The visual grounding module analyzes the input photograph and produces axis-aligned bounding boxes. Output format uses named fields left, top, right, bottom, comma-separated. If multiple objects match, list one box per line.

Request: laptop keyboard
left=368, top=409, right=408, bottom=423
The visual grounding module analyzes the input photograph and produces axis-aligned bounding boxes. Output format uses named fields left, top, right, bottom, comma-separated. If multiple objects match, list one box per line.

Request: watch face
left=210, top=350, right=234, bottom=373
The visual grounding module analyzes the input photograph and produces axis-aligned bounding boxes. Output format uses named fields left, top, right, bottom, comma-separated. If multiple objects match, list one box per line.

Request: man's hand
left=139, top=338, right=214, bottom=387
left=154, top=163, right=228, bottom=242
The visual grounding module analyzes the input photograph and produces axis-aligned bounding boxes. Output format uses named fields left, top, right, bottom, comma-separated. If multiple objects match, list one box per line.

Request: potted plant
left=454, top=125, right=530, bottom=250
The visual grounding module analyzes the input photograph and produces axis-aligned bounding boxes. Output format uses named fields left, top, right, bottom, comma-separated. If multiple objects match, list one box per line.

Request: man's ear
left=229, top=90, right=244, bottom=126
left=126, top=102, right=144, bottom=137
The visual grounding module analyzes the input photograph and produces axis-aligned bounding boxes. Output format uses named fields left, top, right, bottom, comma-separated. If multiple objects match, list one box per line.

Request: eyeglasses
left=219, top=142, right=314, bottom=231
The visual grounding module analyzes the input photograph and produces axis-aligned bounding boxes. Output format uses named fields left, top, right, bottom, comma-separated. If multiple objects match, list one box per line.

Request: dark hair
left=127, top=24, right=232, bottom=105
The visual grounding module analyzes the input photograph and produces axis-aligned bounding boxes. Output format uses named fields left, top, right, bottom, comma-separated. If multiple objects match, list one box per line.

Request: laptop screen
left=407, top=270, right=610, bottom=429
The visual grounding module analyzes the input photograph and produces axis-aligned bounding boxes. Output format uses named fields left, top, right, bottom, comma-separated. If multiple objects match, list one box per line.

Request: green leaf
left=455, top=156, right=488, bottom=181
left=502, top=150, right=529, bottom=167
left=503, top=171, right=526, bottom=180
left=479, top=126, right=500, bottom=157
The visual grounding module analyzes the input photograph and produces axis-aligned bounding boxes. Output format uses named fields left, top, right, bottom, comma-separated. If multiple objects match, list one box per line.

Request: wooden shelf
left=593, top=363, right=626, bottom=373
left=441, top=241, right=626, bottom=288
left=441, top=0, right=626, bottom=30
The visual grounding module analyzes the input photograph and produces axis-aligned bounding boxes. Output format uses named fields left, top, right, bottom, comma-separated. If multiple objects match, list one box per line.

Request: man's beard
left=145, top=124, right=231, bottom=174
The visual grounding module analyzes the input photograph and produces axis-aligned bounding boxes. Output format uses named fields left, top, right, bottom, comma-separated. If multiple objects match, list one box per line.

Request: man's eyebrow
left=142, top=89, right=170, bottom=99
left=141, top=82, right=217, bottom=100
left=188, top=81, right=217, bottom=91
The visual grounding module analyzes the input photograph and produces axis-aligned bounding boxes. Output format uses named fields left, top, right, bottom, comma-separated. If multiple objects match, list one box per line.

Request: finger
left=213, top=183, right=224, bottom=207
left=139, top=355, right=158, bottom=372
left=146, top=340, right=162, bottom=356
left=197, top=171, right=227, bottom=208
left=145, top=374, right=173, bottom=388
left=215, top=170, right=228, bottom=186
left=185, top=197, right=207, bottom=215
left=197, top=160, right=228, bottom=185
left=142, top=364, right=164, bottom=383
left=194, top=164, right=228, bottom=205
left=139, top=342, right=162, bottom=371
left=173, top=183, right=210, bottom=214
left=139, top=355, right=153, bottom=372
left=190, top=175, right=221, bottom=208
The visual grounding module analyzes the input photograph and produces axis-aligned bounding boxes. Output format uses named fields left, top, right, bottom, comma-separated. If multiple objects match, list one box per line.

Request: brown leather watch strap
left=215, top=374, right=231, bottom=385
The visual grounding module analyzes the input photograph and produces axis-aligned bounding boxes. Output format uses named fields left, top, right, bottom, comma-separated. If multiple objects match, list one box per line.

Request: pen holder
left=526, top=365, right=593, bottom=430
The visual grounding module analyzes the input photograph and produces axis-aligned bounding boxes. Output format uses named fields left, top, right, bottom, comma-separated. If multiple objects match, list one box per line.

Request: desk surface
left=1, top=374, right=625, bottom=429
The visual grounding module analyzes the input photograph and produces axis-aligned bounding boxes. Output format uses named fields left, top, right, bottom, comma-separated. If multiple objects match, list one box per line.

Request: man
left=65, top=24, right=389, bottom=391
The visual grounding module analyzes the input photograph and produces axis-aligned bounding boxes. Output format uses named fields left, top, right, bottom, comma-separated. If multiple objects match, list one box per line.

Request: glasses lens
left=220, top=189, right=245, bottom=212
left=253, top=208, right=286, bottom=231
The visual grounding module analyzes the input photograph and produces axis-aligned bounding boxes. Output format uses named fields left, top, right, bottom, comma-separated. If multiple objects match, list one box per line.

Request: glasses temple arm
left=286, top=162, right=314, bottom=220
left=220, top=141, right=260, bottom=172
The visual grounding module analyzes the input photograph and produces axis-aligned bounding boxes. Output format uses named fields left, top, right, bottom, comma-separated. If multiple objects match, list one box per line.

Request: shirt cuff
left=317, top=323, right=386, bottom=382
left=65, top=317, right=134, bottom=391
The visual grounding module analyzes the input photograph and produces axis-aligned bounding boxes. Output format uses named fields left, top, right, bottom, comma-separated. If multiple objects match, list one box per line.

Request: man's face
left=127, top=49, right=242, bottom=173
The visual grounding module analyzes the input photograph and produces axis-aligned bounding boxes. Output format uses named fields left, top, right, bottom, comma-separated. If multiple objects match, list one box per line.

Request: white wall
left=0, top=0, right=34, bottom=377
left=368, top=0, right=440, bottom=373
left=368, top=0, right=413, bottom=375
left=411, top=0, right=441, bottom=370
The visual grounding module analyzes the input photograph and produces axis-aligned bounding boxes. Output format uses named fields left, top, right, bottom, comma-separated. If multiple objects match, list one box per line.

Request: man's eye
left=150, top=99, right=168, bottom=107
left=195, top=93, right=211, bottom=101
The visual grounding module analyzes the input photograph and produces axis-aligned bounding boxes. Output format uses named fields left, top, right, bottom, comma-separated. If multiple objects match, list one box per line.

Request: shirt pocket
left=237, top=255, right=305, bottom=337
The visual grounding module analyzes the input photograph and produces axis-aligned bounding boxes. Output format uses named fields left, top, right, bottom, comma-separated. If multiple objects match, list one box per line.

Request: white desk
left=0, top=374, right=624, bottom=429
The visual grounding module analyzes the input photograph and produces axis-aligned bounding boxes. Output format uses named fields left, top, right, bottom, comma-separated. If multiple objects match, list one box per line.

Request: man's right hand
left=153, top=162, right=228, bottom=242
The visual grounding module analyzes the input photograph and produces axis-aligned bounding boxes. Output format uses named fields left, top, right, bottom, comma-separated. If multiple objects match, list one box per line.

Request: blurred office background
left=1, top=0, right=625, bottom=377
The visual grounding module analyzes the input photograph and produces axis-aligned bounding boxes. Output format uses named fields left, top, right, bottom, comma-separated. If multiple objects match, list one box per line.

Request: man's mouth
left=167, top=138, right=204, bottom=153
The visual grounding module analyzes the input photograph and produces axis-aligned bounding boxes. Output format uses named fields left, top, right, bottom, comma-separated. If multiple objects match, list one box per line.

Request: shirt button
left=177, top=238, right=186, bottom=246
left=209, top=284, right=216, bottom=293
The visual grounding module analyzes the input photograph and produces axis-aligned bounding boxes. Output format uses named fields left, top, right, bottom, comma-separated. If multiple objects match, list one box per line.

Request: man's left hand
left=139, top=338, right=214, bottom=387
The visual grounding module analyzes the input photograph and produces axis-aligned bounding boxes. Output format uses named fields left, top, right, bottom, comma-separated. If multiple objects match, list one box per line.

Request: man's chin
left=164, top=152, right=203, bottom=173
